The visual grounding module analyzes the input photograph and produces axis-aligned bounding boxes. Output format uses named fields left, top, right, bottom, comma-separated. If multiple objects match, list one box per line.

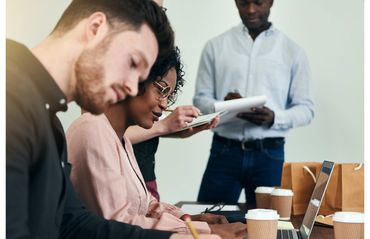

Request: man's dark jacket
left=6, top=39, right=173, bottom=239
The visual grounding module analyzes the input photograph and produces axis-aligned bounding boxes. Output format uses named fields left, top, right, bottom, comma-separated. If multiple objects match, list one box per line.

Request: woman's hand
left=160, top=105, right=201, bottom=134
left=168, top=115, right=220, bottom=138
left=190, top=213, right=228, bottom=224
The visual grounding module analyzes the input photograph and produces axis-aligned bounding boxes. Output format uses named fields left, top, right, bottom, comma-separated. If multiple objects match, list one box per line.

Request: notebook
left=214, top=95, right=266, bottom=123
left=174, top=111, right=225, bottom=132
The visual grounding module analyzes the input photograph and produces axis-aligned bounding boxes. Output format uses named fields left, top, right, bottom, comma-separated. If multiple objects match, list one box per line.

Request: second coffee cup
left=255, top=186, right=275, bottom=209
left=270, top=188, right=293, bottom=220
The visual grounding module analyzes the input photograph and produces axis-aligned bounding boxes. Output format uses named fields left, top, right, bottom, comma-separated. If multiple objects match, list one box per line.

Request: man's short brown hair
left=53, top=0, right=174, bottom=63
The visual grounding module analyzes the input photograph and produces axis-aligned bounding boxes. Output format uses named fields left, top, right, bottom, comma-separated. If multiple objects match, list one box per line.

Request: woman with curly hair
left=65, top=47, right=245, bottom=236
left=125, top=47, right=218, bottom=201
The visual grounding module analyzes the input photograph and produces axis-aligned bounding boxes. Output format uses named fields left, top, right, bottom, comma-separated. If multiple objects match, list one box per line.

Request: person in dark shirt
left=131, top=105, right=219, bottom=201
left=5, top=0, right=189, bottom=238
left=134, top=137, right=161, bottom=198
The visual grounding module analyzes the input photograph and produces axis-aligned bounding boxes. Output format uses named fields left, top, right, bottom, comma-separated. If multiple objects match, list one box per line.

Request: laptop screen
left=299, top=161, right=335, bottom=239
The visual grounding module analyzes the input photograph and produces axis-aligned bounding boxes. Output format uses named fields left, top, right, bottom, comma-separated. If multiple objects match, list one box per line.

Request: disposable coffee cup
left=270, top=189, right=293, bottom=220
left=333, top=212, right=364, bottom=239
left=245, top=209, right=279, bottom=239
left=255, top=187, right=275, bottom=209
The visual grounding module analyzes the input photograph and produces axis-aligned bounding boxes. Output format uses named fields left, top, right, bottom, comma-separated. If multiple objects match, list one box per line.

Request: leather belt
left=214, top=134, right=285, bottom=151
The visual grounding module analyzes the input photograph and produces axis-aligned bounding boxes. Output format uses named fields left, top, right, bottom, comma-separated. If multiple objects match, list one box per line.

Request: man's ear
left=270, top=0, right=274, bottom=8
left=153, top=0, right=164, bottom=7
left=84, top=12, right=109, bottom=43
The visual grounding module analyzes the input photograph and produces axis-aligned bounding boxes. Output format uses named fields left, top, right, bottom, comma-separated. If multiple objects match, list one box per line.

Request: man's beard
left=74, top=37, right=112, bottom=115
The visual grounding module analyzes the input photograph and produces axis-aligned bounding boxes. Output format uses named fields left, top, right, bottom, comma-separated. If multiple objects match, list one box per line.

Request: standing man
left=6, top=0, right=188, bottom=238
left=193, top=0, right=314, bottom=207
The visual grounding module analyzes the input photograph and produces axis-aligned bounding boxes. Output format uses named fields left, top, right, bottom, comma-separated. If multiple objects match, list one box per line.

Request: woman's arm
left=126, top=105, right=204, bottom=144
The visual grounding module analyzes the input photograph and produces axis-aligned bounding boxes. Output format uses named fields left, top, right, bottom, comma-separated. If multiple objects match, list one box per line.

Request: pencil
left=183, top=215, right=200, bottom=239
left=164, top=109, right=203, bottom=116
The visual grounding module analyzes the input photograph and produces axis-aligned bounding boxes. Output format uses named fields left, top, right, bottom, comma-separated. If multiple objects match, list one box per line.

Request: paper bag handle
left=354, top=163, right=363, bottom=171
left=303, top=165, right=317, bottom=183
left=317, top=214, right=333, bottom=219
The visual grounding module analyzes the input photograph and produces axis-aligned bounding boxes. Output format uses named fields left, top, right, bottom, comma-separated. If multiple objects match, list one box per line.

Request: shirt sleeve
left=193, top=41, right=217, bottom=114
left=147, top=195, right=211, bottom=234
left=6, top=82, right=37, bottom=239
left=60, top=162, right=173, bottom=239
left=272, top=48, right=315, bottom=130
left=67, top=117, right=210, bottom=234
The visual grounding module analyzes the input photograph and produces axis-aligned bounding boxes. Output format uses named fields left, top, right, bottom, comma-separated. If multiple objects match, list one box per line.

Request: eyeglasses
left=203, top=203, right=225, bottom=213
left=153, top=80, right=171, bottom=98
left=152, top=81, right=177, bottom=106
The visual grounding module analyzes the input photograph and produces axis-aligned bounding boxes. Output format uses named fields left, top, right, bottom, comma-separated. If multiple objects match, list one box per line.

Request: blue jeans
left=197, top=134, right=285, bottom=207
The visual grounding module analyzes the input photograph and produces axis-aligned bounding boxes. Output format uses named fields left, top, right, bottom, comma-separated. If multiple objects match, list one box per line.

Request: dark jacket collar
left=7, top=39, right=68, bottom=113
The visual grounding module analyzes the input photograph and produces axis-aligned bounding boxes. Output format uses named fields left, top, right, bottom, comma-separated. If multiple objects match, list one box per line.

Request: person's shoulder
left=69, top=113, right=106, bottom=128
left=7, top=54, right=35, bottom=91
left=67, top=113, right=108, bottom=137
left=273, top=26, right=305, bottom=51
left=207, top=24, right=240, bottom=44
left=7, top=40, right=40, bottom=97
left=6, top=39, right=29, bottom=61
left=7, top=59, right=43, bottom=120
left=7, top=64, right=37, bottom=96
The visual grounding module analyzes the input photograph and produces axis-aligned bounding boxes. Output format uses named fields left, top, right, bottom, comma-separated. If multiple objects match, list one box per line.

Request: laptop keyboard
left=277, top=229, right=299, bottom=239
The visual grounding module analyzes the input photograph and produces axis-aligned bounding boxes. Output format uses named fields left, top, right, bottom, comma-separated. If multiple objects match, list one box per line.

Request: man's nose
left=246, top=3, right=257, bottom=14
left=122, top=77, right=139, bottom=97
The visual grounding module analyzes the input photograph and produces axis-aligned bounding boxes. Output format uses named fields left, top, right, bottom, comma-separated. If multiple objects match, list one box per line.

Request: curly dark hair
left=139, top=46, right=185, bottom=104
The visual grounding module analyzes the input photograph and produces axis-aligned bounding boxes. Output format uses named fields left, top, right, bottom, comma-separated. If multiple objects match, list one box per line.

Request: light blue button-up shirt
left=193, top=23, right=314, bottom=141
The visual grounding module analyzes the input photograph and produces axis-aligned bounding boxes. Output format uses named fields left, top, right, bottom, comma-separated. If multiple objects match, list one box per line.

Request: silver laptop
left=277, top=160, right=335, bottom=239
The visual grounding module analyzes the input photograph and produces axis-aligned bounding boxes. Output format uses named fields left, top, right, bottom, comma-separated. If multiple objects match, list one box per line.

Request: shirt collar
left=239, top=22, right=276, bottom=37
left=7, top=40, right=68, bottom=113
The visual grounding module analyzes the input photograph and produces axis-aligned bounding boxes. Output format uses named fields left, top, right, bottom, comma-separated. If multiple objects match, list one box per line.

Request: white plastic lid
left=245, top=209, right=280, bottom=220
left=255, top=186, right=275, bottom=194
left=333, top=212, right=364, bottom=223
left=271, top=189, right=294, bottom=196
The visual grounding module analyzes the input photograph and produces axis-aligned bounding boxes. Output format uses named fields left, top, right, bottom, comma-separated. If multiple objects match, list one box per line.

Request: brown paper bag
left=281, top=162, right=321, bottom=215
left=318, top=163, right=364, bottom=215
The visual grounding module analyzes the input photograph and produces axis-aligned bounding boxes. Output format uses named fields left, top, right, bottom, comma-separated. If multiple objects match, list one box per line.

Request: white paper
left=180, top=204, right=240, bottom=215
left=214, top=95, right=267, bottom=123
left=277, top=221, right=295, bottom=230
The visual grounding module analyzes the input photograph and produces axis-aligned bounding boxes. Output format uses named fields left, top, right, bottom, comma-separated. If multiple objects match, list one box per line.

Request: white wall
left=7, top=0, right=363, bottom=204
